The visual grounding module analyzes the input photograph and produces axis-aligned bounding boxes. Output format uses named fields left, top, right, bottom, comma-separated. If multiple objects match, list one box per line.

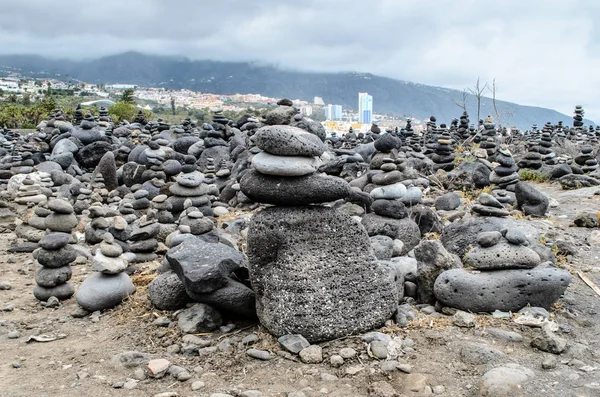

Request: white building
left=313, top=96, right=325, bottom=106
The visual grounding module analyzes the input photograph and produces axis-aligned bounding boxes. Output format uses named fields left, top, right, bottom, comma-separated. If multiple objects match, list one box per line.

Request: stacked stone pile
left=434, top=229, right=571, bottom=312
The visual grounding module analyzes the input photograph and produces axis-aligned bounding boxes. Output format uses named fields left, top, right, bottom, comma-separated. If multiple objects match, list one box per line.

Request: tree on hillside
left=170, top=97, right=176, bottom=115
left=488, top=78, right=513, bottom=128
left=120, top=88, right=136, bottom=104
left=110, top=102, right=138, bottom=122
left=467, top=77, right=488, bottom=124
left=451, top=89, right=469, bottom=113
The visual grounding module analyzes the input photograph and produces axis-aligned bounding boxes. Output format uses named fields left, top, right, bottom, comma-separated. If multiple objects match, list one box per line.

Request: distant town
left=0, top=73, right=424, bottom=134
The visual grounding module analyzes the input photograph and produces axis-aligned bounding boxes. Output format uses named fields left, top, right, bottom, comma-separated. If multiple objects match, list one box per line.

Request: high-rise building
left=300, top=106, right=313, bottom=116
left=313, top=96, right=325, bottom=105
left=324, top=104, right=343, bottom=121
left=358, top=92, right=373, bottom=124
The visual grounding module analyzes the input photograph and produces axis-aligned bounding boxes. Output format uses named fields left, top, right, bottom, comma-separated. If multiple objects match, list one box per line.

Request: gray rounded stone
left=148, top=272, right=192, bottom=311
left=476, top=231, right=502, bottom=247
left=253, top=125, right=326, bottom=157
left=464, top=243, right=540, bottom=269
left=75, top=272, right=136, bottom=311
left=252, top=151, right=319, bottom=176
left=39, top=233, right=71, bottom=250
left=33, top=282, right=74, bottom=301
left=35, top=265, right=72, bottom=287
left=434, top=267, right=571, bottom=312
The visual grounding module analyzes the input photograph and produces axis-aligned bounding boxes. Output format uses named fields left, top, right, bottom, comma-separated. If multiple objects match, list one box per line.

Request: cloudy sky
left=1, top=0, right=599, bottom=119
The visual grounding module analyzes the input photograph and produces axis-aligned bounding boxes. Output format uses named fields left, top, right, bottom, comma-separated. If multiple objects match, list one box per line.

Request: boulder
left=247, top=206, right=397, bottom=342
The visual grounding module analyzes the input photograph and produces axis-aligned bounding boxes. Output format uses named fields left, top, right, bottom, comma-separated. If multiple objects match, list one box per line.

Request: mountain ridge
left=0, top=52, right=590, bottom=129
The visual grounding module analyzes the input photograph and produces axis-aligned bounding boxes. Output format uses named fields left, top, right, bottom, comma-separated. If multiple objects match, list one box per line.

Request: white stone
left=252, top=151, right=320, bottom=177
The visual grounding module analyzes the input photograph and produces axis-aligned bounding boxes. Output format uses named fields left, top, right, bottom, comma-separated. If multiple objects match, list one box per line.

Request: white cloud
left=0, top=0, right=599, bottom=120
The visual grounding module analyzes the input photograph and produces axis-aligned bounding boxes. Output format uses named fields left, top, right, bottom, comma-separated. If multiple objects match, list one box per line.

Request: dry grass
left=519, top=170, right=550, bottom=183
left=424, top=232, right=440, bottom=240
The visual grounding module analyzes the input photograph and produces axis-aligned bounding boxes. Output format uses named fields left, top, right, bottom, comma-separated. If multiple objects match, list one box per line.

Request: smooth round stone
left=438, top=139, right=452, bottom=145
left=213, top=207, right=229, bottom=217
left=253, top=125, right=326, bottom=157
left=100, top=242, right=124, bottom=257
left=113, top=216, right=128, bottom=231
left=75, top=273, right=136, bottom=311
left=471, top=204, right=509, bottom=217
left=370, top=182, right=407, bottom=200
left=35, top=265, right=72, bottom=288
left=371, top=199, right=408, bottom=219
left=505, top=229, right=527, bottom=245
left=372, top=171, right=403, bottom=186
left=169, top=184, right=209, bottom=197
left=153, top=194, right=168, bottom=203
left=39, top=233, right=70, bottom=250
left=176, top=173, right=202, bottom=188
left=434, top=268, right=571, bottom=313
left=129, top=239, right=158, bottom=253
left=92, top=251, right=127, bottom=274
left=33, top=282, right=74, bottom=301
left=45, top=213, right=78, bottom=233
left=252, top=151, right=319, bottom=177
left=400, top=186, right=423, bottom=206
left=215, top=169, right=230, bottom=178
left=380, top=163, right=397, bottom=172
left=36, top=247, right=77, bottom=268
left=240, top=170, right=352, bottom=206
left=47, top=199, right=74, bottom=214
left=479, top=193, right=504, bottom=209
left=133, top=190, right=149, bottom=199
left=476, top=231, right=502, bottom=248
left=187, top=211, right=204, bottom=219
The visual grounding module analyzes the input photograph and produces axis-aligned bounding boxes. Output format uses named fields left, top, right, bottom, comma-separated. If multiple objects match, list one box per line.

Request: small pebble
left=191, top=381, right=205, bottom=390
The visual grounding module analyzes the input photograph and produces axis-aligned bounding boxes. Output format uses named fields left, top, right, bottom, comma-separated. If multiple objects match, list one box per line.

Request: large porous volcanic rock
left=240, top=169, right=351, bottom=205
left=361, top=213, right=421, bottom=255
left=514, top=182, right=549, bottom=216
left=414, top=240, right=458, bottom=304
left=247, top=206, right=397, bottom=342
left=440, top=217, right=540, bottom=258
left=433, top=267, right=571, bottom=312
left=559, top=174, right=600, bottom=189
left=76, top=141, right=113, bottom=169
left=166, top=237, right=255, bottom=317
left=148, top=271, right=192, bottom=310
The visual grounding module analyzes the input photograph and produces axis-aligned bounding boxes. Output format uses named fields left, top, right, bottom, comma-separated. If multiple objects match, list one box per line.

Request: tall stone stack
left=74, top=104, right=84, bottom=126
left=33, top=198, right=79, bottom=301
left=241, top=125, right=398, bottom=342
left=490, top=146, right=520, bottom=192
left=456, top=111, right=470, bottom=141
left=480, top=121, right=498, bottom=161
left=431, top=130, right=455, bottom=171
left=167, top=157, right=209, bottom=214
left=539, top=125, right=557, bottom=165
left=573, top=105, right=585, bottom=129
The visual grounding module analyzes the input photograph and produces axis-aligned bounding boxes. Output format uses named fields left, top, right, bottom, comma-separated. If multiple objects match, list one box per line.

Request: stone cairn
left=74, top=104, right=84, bottom=126
left=575, top=145, right=598, bottom=173
left=76, top=232, right=135, bottom=312
left=573, top=105, right=585, bottom=130
left=14, top=175, right=47, bottom=205
left=539, top=125, right=557, bottom=165
left=456, top=111, right=470, bottom=141
left=241, top=124, right=398, bottom=342
left=434, top=229, right=571, bottom=313
left=489, top=145, right=520, bottom=192
left=431, top=130, right=455, bottom=172
left=471, top=192, right=509, bottom=217
left=480, top=118, right=498, bottom=161
left=33, top=199, right=79, bottom=302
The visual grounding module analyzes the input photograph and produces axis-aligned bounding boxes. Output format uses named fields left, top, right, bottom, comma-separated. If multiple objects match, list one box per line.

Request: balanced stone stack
left=33, top=232, right=76, bottom=301
left=74, top=104, right=83, bottom=125
left=98, top=107, right=111, bottom=123
left=14, top=175, right=47, bottom=205
left=490, top=146, right=520, bottom=192
left=242, top=125, right=397, bottom=342
left=167, top=158, right=209, bottom=214
left=539, top=129, right=557, bottom=165
left=480, top=121, right=498, bottom=161
left=456, top=111, right=470, bottom=141
left=431, top=131, right=455, bottom=171
left=575, top=145, right=598, bottom=173
left=85, top=205, right=110, bottom=244
left=573, top=105, right=585, bottom=129
left=127, top=215, right=160, bottom=263
left=434, top=229, right=571, bottom=312
left=76, top=233, right=135, bottom=312
left=45, top=199, right=79, bottom=233
left=471, top=193, right=509, bottom=217
left=518, top=141, right=543, bottom=170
